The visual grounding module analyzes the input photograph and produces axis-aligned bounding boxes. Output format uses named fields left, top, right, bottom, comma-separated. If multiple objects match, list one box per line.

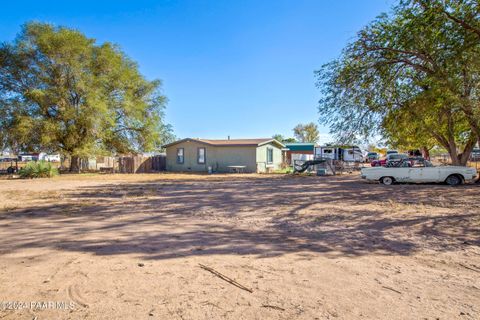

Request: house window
left=267, top=148, right=274, bottom=164
left=197, top=147, right=206, bottom=164
left=176, top=148, right=184, bottom=164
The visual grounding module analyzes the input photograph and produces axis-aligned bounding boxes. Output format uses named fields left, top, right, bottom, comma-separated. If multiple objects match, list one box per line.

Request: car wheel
left=380, top=176, right=394, bottom=185
left=445, top=174, right=462, bottom=186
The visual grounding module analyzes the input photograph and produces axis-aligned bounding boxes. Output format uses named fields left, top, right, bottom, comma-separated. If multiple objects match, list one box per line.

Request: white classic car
left=361, top=159, right=477, bottom=185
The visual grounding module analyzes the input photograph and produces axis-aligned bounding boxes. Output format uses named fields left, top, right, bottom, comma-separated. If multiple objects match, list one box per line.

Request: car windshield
left=411, top=160, right=434, bottom=167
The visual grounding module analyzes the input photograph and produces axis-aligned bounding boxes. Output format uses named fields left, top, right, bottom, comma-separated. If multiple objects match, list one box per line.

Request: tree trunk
left=458, top=135, right=477, bottom=166
left=70, top=156, right=81, bottom=173
left=443, top=145, right=474, bottom=166
left=445, top=135, right=476, bottom=166
left=421, top=146, right=430, bottom=160
left=445, top=137, right=461, bottom=165
left=477, top=138, right=480, bottom=183
left=447, top=148, right=461, bottom=165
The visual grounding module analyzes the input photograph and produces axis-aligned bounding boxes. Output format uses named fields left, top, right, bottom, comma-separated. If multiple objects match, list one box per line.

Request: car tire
left=380, top=176, right=394, bottom=185
left=445, top=174, right=462, bottom=186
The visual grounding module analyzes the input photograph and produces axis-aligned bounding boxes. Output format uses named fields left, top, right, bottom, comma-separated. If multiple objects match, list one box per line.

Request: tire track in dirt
left=46, top=257, right=78, bottom=282
left=45, top=257, right=92, bottom=310
left=67, top=284, right=89, bottom=308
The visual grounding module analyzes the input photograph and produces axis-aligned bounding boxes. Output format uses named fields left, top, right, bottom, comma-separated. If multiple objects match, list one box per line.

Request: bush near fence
left=19, top=161, right=58, bottom=178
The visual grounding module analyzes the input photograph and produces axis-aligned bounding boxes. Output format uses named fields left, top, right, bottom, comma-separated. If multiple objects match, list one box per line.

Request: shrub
left=19, top=161, right=59, bottom=178
left=273, top=167, right=293, bottom=174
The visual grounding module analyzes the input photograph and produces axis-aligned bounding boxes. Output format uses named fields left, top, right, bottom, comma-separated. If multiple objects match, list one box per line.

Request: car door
left=407, top=167, right=424, bottom=182
left=409, top=166, right=439, bottom=182
left=420, top=167, right=440, bottom=182
left=394, top=167, right=412, bottom=182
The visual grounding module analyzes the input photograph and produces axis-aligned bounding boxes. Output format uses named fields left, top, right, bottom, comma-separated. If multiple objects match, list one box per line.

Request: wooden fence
left=151, top=155, right=166, bottom=171
left=118, top=155, right=166, bottom=173
left=0, top=154, right=166, bottom=174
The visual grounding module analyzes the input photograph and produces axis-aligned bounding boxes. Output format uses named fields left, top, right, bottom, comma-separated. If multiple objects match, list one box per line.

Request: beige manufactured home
left=163, top=138, right=285, bottom=173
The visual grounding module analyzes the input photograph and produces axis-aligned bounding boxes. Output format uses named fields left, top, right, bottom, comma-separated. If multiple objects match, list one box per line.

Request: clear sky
left=0, top=0, right=393, bottom=143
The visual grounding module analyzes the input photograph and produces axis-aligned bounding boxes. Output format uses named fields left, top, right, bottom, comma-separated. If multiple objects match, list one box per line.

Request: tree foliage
left=272, top=134, right=296, bottom=144
left=0, top=22, right=173, bottom=170
left=316, top=0, right=480, bottom=165
left=293, top=122, right=320, bottom=143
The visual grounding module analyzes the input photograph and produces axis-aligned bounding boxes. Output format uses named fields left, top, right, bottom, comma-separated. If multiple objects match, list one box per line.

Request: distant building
left=17, top=152, right=61, bottom=162
left=284, top=143, right=315, bottom=165
left=39, top=153, right=61, bottom=162
left=163, top=138, right=285, bottom=173
left=18, top=153, right=37, bottom=162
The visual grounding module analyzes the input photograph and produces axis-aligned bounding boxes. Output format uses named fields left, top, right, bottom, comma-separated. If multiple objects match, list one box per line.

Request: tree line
left=317, top=0, right=480, bottom=165
left=273, top=122, right=320, bottom=144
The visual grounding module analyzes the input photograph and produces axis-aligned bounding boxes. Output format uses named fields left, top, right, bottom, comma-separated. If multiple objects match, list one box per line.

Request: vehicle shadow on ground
left=0, top=175, right=478, bottom=260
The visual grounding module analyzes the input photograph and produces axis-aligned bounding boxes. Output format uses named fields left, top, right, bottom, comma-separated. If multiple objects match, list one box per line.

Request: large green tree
left=316, top=0, right=480, bottom=165
left=0, top=22, right=173, bottom=171
left=293, top=123, right=320, bottom=143
left=272, top=134, right=296, bottom=144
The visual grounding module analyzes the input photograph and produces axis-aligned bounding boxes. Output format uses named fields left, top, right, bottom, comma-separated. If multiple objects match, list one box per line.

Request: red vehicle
left=371, top=153, right=410, bottom=167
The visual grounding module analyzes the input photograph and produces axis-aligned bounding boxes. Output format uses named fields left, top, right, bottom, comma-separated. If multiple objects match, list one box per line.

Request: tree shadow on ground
left=0, top=175, right=478, bottom=260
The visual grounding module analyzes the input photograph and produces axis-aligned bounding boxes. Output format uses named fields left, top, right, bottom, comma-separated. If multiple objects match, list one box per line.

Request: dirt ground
left=0, top=173, right=479, bottom=320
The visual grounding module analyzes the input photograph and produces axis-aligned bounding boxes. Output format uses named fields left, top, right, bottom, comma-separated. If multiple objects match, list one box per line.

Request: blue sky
left=1, top=0, right=393, bottom=143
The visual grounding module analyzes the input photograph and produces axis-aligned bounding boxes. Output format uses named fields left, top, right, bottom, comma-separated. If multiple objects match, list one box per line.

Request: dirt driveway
left=0, top=173, right=479, bottom=319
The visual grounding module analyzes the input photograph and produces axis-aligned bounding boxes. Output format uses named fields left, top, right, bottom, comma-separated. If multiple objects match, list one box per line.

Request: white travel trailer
left=43, top=154, right=61, bottom=162
left=38, top=153, right=61, bottom=162
left=315, top=146, right=364, bottom=162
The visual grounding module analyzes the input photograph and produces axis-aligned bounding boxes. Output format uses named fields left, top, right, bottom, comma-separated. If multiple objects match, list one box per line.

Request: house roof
left=285, top=143, right=315, bottom=146
left=163, top=138, right=285, bottom=148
